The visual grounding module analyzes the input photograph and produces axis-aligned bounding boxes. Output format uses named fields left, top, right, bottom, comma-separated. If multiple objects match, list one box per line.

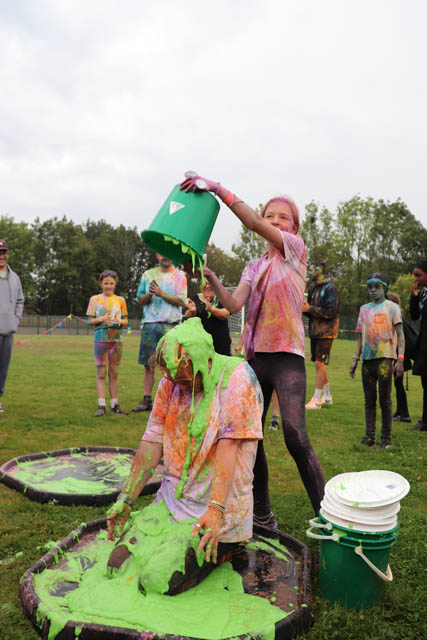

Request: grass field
left=0, top=334, right=426, bottom=640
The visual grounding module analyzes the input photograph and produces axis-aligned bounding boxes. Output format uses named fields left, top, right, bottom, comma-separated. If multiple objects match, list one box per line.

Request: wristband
left=397, top=354, right=404, bottom=359
left=223, top=191, right=236, bottom=206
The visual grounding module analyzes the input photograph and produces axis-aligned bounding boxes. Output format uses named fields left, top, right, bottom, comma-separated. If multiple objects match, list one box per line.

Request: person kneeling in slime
left=106, top=317, right=263, bottom=596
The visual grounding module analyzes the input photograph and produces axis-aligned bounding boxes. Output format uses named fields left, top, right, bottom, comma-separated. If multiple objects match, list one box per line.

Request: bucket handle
left=309, top=517, right=333, bottom=530
left=354, top=546, right=393, bottom=583
left=306, top=526, right=339, bottom=542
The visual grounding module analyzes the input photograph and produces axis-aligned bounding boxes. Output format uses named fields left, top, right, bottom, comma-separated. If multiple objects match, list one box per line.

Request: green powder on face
left=33, top=507, right=285, bottom=640
left=157, top=318, right=243, bottom=499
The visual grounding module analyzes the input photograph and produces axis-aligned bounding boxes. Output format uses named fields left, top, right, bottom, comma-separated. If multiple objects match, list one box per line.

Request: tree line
left=1, top=195, right=426, bottom=318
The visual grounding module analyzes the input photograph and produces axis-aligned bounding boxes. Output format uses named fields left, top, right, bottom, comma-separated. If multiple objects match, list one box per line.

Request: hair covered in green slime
left=32, top=500, right=286, bottom=640
left=156, top=317, right=243, bottom=499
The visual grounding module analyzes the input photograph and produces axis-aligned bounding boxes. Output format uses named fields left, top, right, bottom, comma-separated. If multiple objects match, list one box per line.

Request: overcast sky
left=1, top=0, right=426, bottom=253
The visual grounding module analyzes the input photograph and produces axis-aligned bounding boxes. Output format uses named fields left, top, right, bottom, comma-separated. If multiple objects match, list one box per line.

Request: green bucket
left=307, top=517, right=396, bottom=609
left=141, top=184, right=220, bottom=265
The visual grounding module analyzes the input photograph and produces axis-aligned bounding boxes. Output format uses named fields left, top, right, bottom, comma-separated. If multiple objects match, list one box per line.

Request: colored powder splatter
left=33, top=505, right=285, bottom=640
left=157, top=318, right=243, bottom=498
left=10, top=452, right=132, bottom=495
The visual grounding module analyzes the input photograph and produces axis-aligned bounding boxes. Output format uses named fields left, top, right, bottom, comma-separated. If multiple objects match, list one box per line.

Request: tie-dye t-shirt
left=356, top=300, right=402, bottom=360
left=142, top=362, right=263, bottom=543
left=240, top=231, right=306, bottom=360
left=86, top=294, right=128, bottom=342
left=137, top=267, right=187, bottom=325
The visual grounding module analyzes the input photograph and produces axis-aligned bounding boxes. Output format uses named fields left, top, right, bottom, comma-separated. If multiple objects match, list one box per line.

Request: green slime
left=33, top=501, right=285, bottom=640
left=157, top=317, right=243, bottom=498
left=12, top=453, right=133, bottom=495
left=162, top=233, right=206, bottom=286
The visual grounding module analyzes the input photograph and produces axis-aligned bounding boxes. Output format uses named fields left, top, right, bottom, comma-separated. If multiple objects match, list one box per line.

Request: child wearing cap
left=349, top=272, right=405, bottom=448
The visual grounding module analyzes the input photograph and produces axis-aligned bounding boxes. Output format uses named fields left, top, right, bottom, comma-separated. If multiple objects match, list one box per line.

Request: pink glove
left=180, top=171, right=219, bottom=194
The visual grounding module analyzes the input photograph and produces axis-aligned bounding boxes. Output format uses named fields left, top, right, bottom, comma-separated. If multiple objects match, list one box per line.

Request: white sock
left=110, top=398, right=118, bottom=408
left=322, top=384, right=331, bottom=397
left=98, top=398, right=106, bottom=407
left=314, top=388, right=322, bottom=400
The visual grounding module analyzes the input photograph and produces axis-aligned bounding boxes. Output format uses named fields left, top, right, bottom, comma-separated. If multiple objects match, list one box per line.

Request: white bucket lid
left=325, top=470, right=410, bottom=508
left=321, top=496, right=400, bottom=524
left=319, top=507, right=398, bottom=532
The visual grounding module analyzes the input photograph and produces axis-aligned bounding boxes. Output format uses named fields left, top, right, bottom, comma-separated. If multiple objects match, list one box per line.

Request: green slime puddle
left=33, top=500, right=285, bottom=640
left=12, top=453, right=132, bottom=495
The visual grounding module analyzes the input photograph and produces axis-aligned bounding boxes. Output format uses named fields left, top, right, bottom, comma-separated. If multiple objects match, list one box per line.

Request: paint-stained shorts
left=310, top=338, right=333, bottom=365
left=94, top=341, right=123, bottom=367
left=138, top=322, right=178, bottom=367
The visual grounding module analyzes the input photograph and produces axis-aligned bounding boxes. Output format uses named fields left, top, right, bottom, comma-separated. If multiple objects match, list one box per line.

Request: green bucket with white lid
left=141, top=184, right=220, bottom=266
left=306, top=516, right=396, bottom=608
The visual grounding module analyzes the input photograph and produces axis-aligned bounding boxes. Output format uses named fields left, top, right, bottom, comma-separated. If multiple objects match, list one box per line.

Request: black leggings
left=362, top=358, right=393, bottom=442
left=422, top=375, right=427, bottom=423
left=393, top=371, right=410, bottom=418
left=249, top=352, right=325, bottom=518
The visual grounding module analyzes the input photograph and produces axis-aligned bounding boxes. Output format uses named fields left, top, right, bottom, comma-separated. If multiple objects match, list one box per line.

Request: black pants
left=362, top=358, right=393, bottom=443
left=249, top=352, right=325, bottom=518
left=393, top=372, right=410, bottom=419
left=0, top=334, right=14, bottom=397
left=422, top=375, right=427, bottom=424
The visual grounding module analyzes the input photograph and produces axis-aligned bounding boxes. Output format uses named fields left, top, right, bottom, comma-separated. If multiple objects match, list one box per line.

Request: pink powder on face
left=261, top=196, right=300, bottom=234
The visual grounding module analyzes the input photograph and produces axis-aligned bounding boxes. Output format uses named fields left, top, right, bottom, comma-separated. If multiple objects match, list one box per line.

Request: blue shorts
left=138, top=322, right=178, bottom=367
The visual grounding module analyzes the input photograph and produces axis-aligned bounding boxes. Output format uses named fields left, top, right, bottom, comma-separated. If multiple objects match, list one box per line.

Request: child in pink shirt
left=180, top=173, right=325, bottom=527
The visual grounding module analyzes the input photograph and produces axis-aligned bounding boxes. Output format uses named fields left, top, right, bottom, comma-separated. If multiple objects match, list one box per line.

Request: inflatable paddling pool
left=20, top=520, right=312, bottom=640
left=0, top=447, right=163, bottom=506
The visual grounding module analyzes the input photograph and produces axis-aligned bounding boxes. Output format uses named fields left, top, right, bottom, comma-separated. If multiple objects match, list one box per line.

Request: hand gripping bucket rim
left=306, top=516, right=395, bottom=608
left=141, top=184, right=220, bottom=265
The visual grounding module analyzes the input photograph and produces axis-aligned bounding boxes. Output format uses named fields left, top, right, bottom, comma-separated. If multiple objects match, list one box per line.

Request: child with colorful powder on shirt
left=87, top=270, right=129, bottom=417
left=180, top=171, right=325, bottom=528
left=349, top=272, right=405, bottom=448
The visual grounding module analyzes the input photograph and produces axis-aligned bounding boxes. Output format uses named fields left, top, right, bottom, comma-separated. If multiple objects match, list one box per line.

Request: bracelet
left=209, top=500, right=225, bottom=515
left=352, top=355, right=360, bottom=360
left=397, top=354, right=404, bottom=359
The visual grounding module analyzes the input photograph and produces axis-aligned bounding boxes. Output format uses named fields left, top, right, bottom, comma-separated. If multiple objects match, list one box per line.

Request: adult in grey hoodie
left=0, top=239, right=24, bottom=411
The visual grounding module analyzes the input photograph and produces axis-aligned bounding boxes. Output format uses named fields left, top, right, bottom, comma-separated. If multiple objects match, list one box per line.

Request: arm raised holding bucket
left=181, top=170, right=326, bottom=529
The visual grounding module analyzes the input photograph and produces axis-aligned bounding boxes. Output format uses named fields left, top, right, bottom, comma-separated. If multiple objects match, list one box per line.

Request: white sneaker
left=305, top=397, right=322, bottom=409
left=321, top=395, right=333, bottom=406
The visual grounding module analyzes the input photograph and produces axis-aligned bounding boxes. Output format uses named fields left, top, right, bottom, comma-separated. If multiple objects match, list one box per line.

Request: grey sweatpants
left=0, top=334, right=14, bottom=397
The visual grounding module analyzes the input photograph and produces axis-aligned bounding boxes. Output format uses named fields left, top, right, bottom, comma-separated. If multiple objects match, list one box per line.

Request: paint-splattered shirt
left=86, top=294, right=128, bottom=342
left=356, top=300, right=402, bottom=360
left=240, top=231, right=306, bottom=360
left=142, top=362, right=263, bottom=543
left=137, top=267, right=187, bottom=325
